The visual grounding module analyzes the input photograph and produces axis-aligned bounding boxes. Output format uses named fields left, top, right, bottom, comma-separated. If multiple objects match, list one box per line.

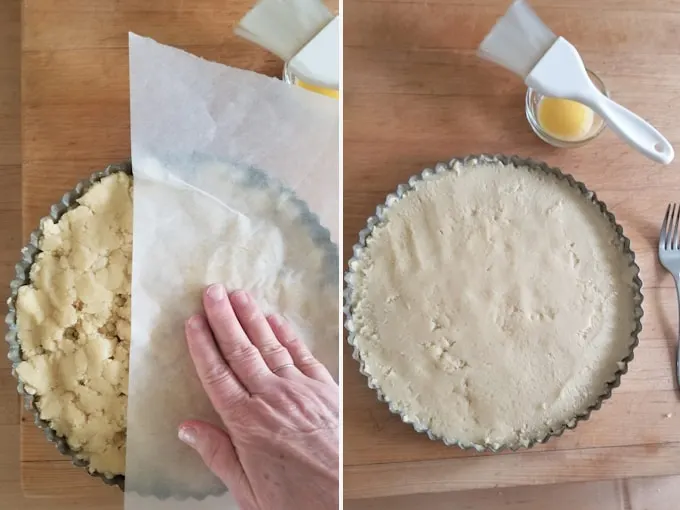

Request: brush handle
left=527, top=37, right=674, bottom=164
left=585, top=91, right=674, bottom=165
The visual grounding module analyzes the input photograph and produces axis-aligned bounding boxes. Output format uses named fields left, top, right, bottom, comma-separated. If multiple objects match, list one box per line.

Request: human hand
left=178, top=284, right=339, bottom=510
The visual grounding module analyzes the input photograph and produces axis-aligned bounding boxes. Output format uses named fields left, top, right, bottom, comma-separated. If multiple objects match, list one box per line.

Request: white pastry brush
left=235, top=0, right=339, bottom=91
left=478, top=0, right=674, bottom=164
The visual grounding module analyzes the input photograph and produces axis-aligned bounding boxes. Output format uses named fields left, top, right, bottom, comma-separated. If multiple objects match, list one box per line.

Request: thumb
left=178, top=420, right=255, bottom=506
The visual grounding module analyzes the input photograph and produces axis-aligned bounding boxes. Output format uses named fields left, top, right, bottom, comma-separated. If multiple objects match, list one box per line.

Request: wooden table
left=20, top=0, right=287, bottom=500
left=343, top=0, right=680, bottom=501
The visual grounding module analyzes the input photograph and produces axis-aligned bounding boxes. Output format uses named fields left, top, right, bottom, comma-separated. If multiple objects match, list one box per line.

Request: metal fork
left=658, top=203, right=680, bottom=387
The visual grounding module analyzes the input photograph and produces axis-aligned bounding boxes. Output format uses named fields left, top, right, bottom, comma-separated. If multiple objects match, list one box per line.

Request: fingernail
left=187, top=315, right=203, bottom=330
left=178, top=426, right=196, bottom=446
left=231, top=290, right=249, bottom=305
left=268, top=314, right=282, bottom=327
left=206, top=284, right=226, bottom=302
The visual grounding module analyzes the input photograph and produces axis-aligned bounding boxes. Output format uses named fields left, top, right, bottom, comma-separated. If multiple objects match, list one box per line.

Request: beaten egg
left=537, top=97, right=594, bottom=141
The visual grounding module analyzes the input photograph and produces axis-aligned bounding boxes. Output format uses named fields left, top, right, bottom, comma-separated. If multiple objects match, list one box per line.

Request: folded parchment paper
left=124, top=34, right=339, bottom=508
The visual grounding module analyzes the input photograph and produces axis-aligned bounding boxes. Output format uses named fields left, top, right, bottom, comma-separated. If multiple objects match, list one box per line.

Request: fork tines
left=661, top=203, right=680, bottom=250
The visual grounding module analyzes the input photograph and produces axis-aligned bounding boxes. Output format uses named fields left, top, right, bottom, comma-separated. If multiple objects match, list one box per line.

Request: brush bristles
left=477, top=0, right=556, bottom=78
left=235, top=0, right=334, bottom=62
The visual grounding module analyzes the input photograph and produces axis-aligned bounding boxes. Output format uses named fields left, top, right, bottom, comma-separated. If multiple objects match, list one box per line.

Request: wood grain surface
left=0, top=0, right=24, bottom=507
left=343, top=0, right=680, bottom=501
left=10, top=0, right=680, bottom=507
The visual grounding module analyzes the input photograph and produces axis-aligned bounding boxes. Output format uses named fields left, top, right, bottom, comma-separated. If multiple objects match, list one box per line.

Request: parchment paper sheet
left=124, top=33, right=339, bottom=509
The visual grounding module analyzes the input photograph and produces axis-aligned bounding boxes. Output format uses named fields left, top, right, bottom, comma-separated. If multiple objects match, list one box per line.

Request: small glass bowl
left=525, top=69, right=609, bottom=148
left=282, top=61, right=295, bottom=85
left=281, top=61, right=339, bottom=99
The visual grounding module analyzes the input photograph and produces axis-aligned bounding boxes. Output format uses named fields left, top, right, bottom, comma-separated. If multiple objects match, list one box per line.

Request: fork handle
left=674, top=278, right=680, bottom=389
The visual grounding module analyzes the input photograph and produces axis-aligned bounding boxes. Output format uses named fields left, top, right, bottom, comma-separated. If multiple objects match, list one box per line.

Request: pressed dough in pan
left=350, top=161, right=637, bottom=448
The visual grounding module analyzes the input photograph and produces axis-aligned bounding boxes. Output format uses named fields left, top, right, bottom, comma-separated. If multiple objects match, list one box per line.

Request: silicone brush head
left=235, top=0, right=334, bottom=62
left=477, top=0, right=556, bottom=79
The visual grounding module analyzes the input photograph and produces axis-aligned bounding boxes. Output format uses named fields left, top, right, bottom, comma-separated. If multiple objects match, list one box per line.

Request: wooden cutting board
left=343, top=0, right=680, bottom=501
left=19, top=0, right=301, bottom=500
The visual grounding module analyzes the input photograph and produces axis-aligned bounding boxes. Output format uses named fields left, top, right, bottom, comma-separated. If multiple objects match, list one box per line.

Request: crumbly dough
left=16, top=173, right=132, bottom=476
left=350, top=161, right=637, bottom=448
